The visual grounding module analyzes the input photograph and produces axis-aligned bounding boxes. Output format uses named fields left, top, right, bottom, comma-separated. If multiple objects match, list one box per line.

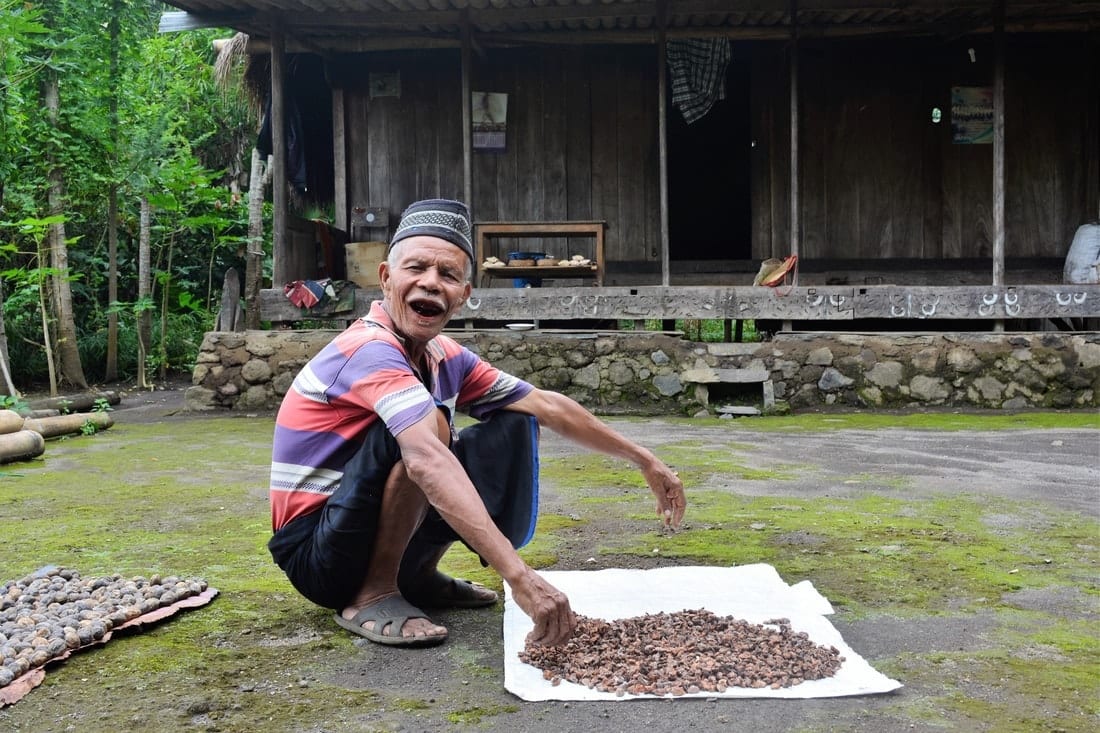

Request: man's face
left=379, top=236, right=472, bottom=345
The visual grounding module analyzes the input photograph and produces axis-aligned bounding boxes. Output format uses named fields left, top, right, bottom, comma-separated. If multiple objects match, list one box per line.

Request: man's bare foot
left=335, top=593, right=447, bottom=646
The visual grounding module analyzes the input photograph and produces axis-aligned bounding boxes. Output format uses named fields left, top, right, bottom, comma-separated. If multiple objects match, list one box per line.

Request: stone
left=653, top=374, right=682, bottom=397
left=240, top=359, right=273, bottom=384
left=1032, top=355, right=1067, bottom=379
left=608, top=361, right=635, bottom=386
left=565, top=349, right=592, bottom=368
left=184, top=386, right=217, bottom=411
left=573, top=364, right=601, bottom=390
left=714, top=366, right=769, bottom=383
left=650, top=350, right=670, bottom=365
left=867, top=361, right=904, bottom=388
left=909, top=375, right=949, bottom=402
left=715, top=405, right=761, bottom=416
left=972, top=376, right=1006, bottom=401
left=705, top=342, right=760, bottom=357
left=911, top=347, right=941, bottom=373
left=271, top=371, right=296, bottom=396
left=762, top=379, right=775, bottom=409
left=946, top=347, right=981, bottom=373
left=1002, top=396, right=1030, bottom=410
left=239, top=385, right=270, bottom=410
left=818, top=367, right=853, bottom=392
left=807, top=347, right=834, bottom=366
left=681, top=368, right=718, bottom=383
left=858, top=386, right=884, bottom=406
left=1074, top=340, right=1100, bottom=369
left=246, top=338, right=277, bottom=358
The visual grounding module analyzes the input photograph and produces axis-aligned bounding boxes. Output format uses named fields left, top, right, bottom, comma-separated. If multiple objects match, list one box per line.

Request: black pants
left=267, top=410, right=539, bottom=610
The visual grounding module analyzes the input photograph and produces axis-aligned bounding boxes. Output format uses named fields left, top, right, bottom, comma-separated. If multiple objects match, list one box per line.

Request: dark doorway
left=666, top=49, right=752, bottom=261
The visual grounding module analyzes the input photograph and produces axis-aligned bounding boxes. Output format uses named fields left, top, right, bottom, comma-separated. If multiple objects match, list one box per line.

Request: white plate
left=506, top=323, right=535, bottom=331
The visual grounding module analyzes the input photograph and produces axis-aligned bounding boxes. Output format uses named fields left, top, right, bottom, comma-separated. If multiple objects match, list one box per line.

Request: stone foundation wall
left=187, top=330, right=1100, bottom=414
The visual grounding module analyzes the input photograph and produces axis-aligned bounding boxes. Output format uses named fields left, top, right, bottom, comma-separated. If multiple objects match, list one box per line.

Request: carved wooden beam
left=259, top=285, right=1100, bottom=324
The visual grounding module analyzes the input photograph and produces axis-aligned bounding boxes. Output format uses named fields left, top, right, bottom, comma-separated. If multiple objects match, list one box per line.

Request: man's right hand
left=510, top=566, right=576, bottom=646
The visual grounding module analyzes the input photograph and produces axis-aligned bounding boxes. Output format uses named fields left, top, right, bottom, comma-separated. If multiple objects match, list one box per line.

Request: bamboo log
left=22, top=411, right=113, bottom=439
left=0, top=430, right=45, bottom=463
left=0, top=409, right=24, bottom=434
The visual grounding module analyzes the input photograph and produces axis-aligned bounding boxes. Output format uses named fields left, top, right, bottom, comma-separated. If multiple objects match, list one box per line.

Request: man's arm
left=505, top=388, right=687, bottom=528
left=394, top=416, right=575, bottom=645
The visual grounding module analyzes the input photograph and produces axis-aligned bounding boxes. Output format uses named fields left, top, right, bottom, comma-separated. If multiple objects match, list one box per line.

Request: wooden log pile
left=0, top=405, right=114, bottom=464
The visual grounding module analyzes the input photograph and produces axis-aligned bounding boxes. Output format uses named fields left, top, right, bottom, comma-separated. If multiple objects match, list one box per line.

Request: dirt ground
left=2, top=382, right=1098, bottom=733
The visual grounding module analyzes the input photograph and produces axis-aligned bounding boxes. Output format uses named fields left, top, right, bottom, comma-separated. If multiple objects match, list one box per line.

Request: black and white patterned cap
left=389, top=199, right=474, bottom=266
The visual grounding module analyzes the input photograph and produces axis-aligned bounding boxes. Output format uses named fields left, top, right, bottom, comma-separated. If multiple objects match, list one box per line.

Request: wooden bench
left=474, top=220, right=606, bottom=287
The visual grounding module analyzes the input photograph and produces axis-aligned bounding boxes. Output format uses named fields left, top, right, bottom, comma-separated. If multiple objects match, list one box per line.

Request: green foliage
left=0, top=2, right=264, bottom=389
left=618, top=319, right=760, bottom=342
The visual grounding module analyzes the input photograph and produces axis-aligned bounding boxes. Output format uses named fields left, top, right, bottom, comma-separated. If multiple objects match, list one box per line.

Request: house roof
left=160, top=1, right=1100, bottom=52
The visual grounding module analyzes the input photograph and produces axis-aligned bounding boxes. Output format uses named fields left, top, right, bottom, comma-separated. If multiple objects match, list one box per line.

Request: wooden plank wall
left=337, top=36, right=1093, bottom=281
left=753, top=34, right=1098, bottom=270
left=341, top=46, right=660, bottom=272
left=343, top=51, right=465, bottom=236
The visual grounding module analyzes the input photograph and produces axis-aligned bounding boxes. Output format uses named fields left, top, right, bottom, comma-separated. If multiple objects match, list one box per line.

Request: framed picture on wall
left=472, top=91, right=508, bottom=152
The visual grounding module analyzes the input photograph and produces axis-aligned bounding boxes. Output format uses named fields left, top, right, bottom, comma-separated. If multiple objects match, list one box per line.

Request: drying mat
left=503, top=564, right=902, bottom=701
left=1, top=566, right=218, bottom=707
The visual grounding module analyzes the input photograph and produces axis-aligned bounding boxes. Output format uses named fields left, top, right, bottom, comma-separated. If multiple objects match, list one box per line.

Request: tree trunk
left=244, top=148, right=270, bottom=329
left=137, top=196, right=152, bottom=389
left=0, top=281, right=19, bottom=398
left=107, top=185, right=119, bottom=382
left=105, top=4, right=121, bottom=382
left=42, top=69, right=88, bottom=390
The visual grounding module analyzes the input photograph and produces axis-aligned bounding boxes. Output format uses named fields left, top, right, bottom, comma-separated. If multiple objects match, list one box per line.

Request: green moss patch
left=603, top=491, right=1098, bottom=614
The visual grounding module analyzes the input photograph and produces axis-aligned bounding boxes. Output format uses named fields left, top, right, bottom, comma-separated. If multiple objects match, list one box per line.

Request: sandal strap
left=349, top=595, right=430, bottom=637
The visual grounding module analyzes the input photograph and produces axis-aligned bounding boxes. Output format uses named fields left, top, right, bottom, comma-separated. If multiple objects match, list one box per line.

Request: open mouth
left=410, top=299, right=445, bottom=318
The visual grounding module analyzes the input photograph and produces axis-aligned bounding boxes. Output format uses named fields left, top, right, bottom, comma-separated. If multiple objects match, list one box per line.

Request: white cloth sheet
left=503, top=564, right=902, bottom=701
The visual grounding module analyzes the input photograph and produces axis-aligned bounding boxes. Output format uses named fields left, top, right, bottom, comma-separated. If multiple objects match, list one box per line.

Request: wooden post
left=332, top=87, right=347, bottom=237
left=270, top=20, right=289, bottom=286
left=657, top=0, right=670, bottom=287
left=788, top=0, right=800, bottom=288
left=992, top=0, right=1006, bottom=332
left=461, top=13, right=473, bottom=212
left=992, top=0, right=1006, bottom=289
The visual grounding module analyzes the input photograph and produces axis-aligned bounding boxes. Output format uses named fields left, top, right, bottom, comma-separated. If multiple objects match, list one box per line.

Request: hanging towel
left=667, top=38, right=731, bottom=124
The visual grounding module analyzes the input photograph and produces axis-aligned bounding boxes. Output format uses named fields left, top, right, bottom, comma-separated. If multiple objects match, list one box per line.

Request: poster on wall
left=950, top=86, right=993, bottom=144
left=472, top=92, right=508, bottom=151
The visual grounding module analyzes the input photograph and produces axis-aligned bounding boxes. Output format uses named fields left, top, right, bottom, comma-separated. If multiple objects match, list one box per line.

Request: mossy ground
left=0, top=410, right=1096, bottom=732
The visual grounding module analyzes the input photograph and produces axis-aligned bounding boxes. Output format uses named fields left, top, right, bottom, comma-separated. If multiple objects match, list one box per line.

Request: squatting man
left=267, top=199, right=686, bottom=647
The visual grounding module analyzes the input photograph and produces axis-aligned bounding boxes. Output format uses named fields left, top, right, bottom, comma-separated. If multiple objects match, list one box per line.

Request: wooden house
left=160, top=1, right=1100, bottom=330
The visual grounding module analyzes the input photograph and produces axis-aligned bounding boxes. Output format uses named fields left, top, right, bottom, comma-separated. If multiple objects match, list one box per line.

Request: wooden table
left=475, top=220, right=606, bottom=286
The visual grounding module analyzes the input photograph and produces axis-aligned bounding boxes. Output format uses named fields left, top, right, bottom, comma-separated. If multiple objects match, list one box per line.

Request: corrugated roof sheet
left=159, top=1, right=1100, bottom=51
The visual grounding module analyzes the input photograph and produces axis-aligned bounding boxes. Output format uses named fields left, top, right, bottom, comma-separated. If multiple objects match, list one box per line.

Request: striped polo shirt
left=269, top=301, right=533, bottom=531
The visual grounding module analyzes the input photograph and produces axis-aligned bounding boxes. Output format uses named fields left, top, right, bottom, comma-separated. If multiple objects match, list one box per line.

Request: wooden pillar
left=270, top=20, right=289, bottom=285
left=332, top=87, right=347, bottom=236
left=657, top=0, right=670, bottom=287
left=461, top=14, right=473, bottom=212
left=788, top=0, right=800, bottom=287
left=992, top=0, right=1006, bottom=288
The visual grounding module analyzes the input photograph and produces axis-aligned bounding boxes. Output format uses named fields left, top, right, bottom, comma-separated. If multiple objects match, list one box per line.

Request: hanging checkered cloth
left=667, top=38, right=731, bottom=124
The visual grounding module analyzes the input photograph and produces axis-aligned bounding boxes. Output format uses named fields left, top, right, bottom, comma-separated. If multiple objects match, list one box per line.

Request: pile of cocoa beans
left=520, top=609, right=843, bottom=696
left=0, top=567, right=207, bottom=688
